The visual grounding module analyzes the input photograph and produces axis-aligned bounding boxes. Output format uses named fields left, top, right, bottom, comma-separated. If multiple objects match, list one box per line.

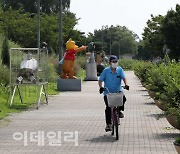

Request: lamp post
left=118, top=43, right=120, bottom=59
left=37, top=0, right=40, bottom=60
left=59, top=0, right=63, bottom=61
left=109, top=34, right=112, bottom=55
left=101, top=26, right=105, bottom=52
left=101, top=32, right=103, bottom=52
left=163, top=44, right=171, bottom=65
left=163, top=44, right=170, bottom=56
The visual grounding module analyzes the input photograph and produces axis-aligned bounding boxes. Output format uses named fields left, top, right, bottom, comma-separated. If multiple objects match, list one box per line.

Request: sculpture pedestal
left=57, top=79, right=81, bottom=91
left=84, top=63, right=98, bottom=81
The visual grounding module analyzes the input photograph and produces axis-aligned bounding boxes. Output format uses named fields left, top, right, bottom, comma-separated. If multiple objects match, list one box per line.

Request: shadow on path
left=141, top=94, right=150, bottom=97
left=155, top=132, right=180, bottom=140
left=86, top=134, right=117, bottom=143
left=138, top=89, right=147, bottom=92
left=146, top=113, right=165, bottom=120
left=144, top=102, right=155, bottom=105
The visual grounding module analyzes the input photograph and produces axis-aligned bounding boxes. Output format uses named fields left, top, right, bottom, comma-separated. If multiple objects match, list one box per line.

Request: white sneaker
left=119, top=111, right=124, bottom=118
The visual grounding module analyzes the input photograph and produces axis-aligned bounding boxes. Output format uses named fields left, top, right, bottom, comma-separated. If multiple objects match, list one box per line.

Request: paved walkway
left=0, top=71, right=179, bottom=154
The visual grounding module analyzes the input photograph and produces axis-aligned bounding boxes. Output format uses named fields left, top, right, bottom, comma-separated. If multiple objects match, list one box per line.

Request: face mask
left=111, top=62, right=118, bottom=68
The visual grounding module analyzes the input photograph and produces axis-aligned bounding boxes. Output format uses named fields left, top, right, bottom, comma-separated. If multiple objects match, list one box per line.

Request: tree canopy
left=0, top=7, right=86, bottom=54
left=142, top=15, right=164, bottom=58
left=140, top=4, right=180, bottom=60
left=1, top=1, right=179, bottom=60
left=90, top=25, right=138, bottom=57
left=161, top=4, right=180, bottom=59
left=0, top=0, right=71, bottom=13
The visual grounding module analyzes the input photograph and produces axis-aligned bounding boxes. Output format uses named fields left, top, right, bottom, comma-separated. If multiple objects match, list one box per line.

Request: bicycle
left=104, top=86, right=129, bottom=140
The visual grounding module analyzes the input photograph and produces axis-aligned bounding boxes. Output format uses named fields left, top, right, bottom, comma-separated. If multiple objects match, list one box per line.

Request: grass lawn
left=0, top=70, right=85, bottom=120
left=0, top=82, right=59, bottom=120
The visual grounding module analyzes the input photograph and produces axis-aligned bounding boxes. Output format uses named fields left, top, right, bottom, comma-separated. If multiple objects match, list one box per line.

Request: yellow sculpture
left=61, top=38, right=87, bottom=79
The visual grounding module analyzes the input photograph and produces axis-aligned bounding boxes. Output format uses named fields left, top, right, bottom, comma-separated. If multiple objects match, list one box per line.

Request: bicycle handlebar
left=100, top=85, right=129, bottom=94
left=122, top=85, right=129, bottom=90
left=105, top=86, right=129, bottom=91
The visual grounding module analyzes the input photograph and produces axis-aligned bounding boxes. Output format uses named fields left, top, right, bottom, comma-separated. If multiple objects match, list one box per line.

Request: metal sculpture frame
left=9, top=48, right=48, bottom=109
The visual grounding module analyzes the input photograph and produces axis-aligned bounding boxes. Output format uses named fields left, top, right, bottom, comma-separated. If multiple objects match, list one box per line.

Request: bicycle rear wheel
left=114, top=111, right=119, bottom=140
left=111, top=123, right=114, bottom=136
left=111, top=109, right=119, bottom=140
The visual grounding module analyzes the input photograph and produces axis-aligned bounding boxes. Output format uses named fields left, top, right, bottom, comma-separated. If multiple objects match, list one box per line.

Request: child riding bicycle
left=98, top=55, right=129, bottom=132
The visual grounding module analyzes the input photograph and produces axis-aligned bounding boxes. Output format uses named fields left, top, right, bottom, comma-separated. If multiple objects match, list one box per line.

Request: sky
left=70, top=0, right=180, bottom=39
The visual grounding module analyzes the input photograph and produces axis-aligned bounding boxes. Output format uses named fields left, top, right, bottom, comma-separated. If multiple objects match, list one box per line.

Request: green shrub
left=0, top=64, right=9, bottom=85
left=76, top=68, right=85, bottom=80
left=48, top=56, right=59, bottom=74
left=118, top=59, right=136, bottom=70
left=48, top=62, right=58, bottom=82
left=146, top=64, right=167, bottom=93
left=134, top=60, right=180, bottom=119
left=165, top=107, right=180, bottom=125
left=175, top=138, right=180, bottom=145
left=163, top=62, right=180, bottom=107
left=133, top=61, right=155, bottom=83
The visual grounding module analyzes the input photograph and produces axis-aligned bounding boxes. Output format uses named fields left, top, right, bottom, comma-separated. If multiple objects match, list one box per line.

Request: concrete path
left=0, top=71, right=179, bottom=154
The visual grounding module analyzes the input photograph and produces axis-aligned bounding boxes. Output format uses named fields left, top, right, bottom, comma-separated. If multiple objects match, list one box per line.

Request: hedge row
left=133, top=59, right=180, bottom=119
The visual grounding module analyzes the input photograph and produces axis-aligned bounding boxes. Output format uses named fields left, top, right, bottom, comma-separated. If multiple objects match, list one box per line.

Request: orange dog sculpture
left=61, top=38, right=87, bottom=79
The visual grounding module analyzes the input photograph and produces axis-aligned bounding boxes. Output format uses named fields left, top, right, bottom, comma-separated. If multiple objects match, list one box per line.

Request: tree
left=133, top=43, right=151, bottom=60
left=142, top=4, right=180, bottom=60
left=1, top=36, right=10, bottom=66
left=161, top=4, right=180, bottom=59
left=142, top=14, right=164, bottom=58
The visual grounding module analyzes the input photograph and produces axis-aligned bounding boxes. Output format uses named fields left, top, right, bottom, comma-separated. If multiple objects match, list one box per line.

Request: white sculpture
left=17, top=53, right=38, bottom=83
left=20, top=54, right=38, bottom=71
